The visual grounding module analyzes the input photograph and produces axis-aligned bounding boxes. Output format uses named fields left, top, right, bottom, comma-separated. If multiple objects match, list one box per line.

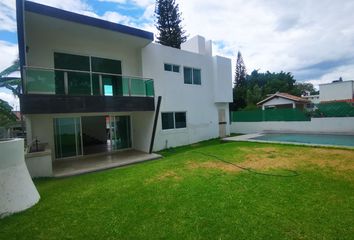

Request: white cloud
left=177, top=0, right=354, bottom=82
left=0, top=91, right=20, bottom=111
left=33, top=0, right=93, bottom=13
left=0, top=0, right=17, bottom=32
left=0, top=41, right=18, bottom=72
left=306, top=64, right=354, bottom=87
left=99, top=0, right=154, bottom=8
left=1, top=0, right=354, bottom=85
left=101, top=11, right=132, bottom=25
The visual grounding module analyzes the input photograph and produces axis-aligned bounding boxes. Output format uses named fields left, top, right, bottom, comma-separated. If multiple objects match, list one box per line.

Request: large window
left=161, top=112, right=187, bottom=130
left=164, top=63, right=180, bottom=73
left=183, top=67, right=201, bottom=85
left=54, top=52, right=122, bottom=96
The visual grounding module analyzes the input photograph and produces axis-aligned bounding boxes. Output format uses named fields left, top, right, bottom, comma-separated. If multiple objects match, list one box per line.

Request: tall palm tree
left=0, top=59, right=21, bottom=96
left=0, top=59, right=21, bottom=134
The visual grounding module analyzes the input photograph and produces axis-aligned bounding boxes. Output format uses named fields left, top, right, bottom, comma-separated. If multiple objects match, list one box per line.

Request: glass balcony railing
left=24, top=66, right=154, bottom=97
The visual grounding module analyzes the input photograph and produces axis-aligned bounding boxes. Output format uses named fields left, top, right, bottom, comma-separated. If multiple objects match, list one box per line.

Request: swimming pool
left=225, top=133, right=354, bottom=148
left=251, top=133, right=354, bottom=147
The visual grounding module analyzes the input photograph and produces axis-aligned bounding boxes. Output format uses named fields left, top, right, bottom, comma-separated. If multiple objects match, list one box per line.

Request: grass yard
left=1, top=140, right=354, bottom=239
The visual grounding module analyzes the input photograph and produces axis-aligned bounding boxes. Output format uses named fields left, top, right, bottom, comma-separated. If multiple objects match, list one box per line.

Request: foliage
left=233, top=68, right=317, bottom=109
left=0, top=99, right=17, bottom=127
left=232, top=51, right=247, bottom=109
left=246, top=84, right=262, bottom=106
left=0, top=59, right=21, bottom=96
left=0, top=140, right=353, bottom=239
left=155, top=0, right=187, bottom=49
left=293, top=82, right=319, bottom=96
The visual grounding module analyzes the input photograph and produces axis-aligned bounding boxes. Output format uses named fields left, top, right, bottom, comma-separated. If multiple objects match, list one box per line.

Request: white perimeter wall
left=142, top=43, right=231, bottom=151
left=319, top=81, right=354, bottom=102
left=231, top=117, right=354, bottom=134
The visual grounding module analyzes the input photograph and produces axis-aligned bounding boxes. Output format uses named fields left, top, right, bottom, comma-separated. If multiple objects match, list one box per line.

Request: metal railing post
left=128, top=77, right=132, bottom=96
left=64, top=72, right=68, bottom=95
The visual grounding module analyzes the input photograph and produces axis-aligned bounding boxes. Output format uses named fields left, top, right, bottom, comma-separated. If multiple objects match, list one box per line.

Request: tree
left=292, top=82, right=318, bottom=96
left=232, top=51, right=247, bottom=110
left=234, top=51, right=247, bottom=87
left=0, top=59, right=22, bottom=137
left=0, top=59, right=21, bottom=96
left=0, top=99, right=16, bottom=128
left=246, top=85, right=262, bottom=107
left=155, top=0, right=187, bottom=49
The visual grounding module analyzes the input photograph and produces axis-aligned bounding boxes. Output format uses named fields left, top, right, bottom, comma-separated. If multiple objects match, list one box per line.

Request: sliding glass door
left=54, top=117, right=82, bottom=158
left=54, top=115, right=132, bottom=159
left=110, top=116, right=131, bottom=150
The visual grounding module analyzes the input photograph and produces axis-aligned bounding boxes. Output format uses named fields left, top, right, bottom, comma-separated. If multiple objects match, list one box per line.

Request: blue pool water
left=252, top=133, right=354, bottom=147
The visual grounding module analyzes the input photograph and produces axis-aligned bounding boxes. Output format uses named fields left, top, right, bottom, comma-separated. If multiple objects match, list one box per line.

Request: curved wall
left=0, top=138, right=40, bottom=218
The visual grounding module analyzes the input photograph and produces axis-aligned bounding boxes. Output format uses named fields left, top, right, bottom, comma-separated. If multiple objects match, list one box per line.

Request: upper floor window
left=183, top=67, right=201, bottom=85
left=161, top=112, right=187, bottom=130
left=164, top=63, right=180, bottom=73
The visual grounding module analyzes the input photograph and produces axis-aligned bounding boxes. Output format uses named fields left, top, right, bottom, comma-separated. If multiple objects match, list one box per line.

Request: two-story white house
left=16, top=0, right=232, bottom=176
left=319, top=80, right=354, bottom=103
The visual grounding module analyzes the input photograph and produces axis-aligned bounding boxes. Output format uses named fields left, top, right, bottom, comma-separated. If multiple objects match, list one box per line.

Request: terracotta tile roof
left=321, top=98, right=354, bottom=103
left=257, top=92, right=310, bottom=105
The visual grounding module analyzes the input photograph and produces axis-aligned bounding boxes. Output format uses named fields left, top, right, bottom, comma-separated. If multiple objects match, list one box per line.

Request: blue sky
left=1, top=0, right=354, bottom=109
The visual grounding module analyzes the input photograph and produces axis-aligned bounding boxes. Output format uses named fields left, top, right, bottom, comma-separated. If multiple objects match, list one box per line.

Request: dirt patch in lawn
left=145, top=170, right=182, bottom=183
left=188, top=146, right=354, bottom=175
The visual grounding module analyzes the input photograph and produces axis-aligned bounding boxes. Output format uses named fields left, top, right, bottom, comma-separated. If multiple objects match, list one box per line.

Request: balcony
left=20, top=66, right=155, bottom=114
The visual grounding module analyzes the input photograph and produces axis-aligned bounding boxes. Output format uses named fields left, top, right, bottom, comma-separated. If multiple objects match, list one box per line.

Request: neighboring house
left=319, top=80, right=354, bottom=103
left=301, top=94, right=320, bottom=110
left=16, top=1, right=232, bottom=163
left=301, top=94, right=320, bottom=104
left=257, top=92, right=310, bottom=110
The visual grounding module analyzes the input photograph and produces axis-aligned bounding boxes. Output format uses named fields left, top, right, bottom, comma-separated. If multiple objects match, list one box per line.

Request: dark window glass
left=193, top=69, right=201, bottom=85
left=91, top=57, right=121, bottom=74
left=91, top=74, right=100, bottom=95
left=184, top=67, right=192, bottom=84
left=175, top=112, right=186, bottom=128
left=54, top=70, right=65, bottom=94
left=162, top=112, right=174, bottom=130
left=164, top=64, right=172, bottom=71
left=173, top=65, right=180, bottom=73
left=67, top=72, right=91, bottom=95
left=54, top=52, right=90, bottom=71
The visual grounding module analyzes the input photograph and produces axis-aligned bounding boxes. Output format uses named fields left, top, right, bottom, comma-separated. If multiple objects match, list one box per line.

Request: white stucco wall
left=231, top=117, right=354, bottom=134
left=24, top=11, right=233, bottom=154
left=26, top=111, right=154, bottom=160
left=213, top=56, right=233, bottom=103
left=131, top=111, right=155, bottom=152
left=319, top=81, right=354, bottom=102
left=0, top=139, right=40, bottom=218
left=25, top=12, right=150, bottom=77
left=142, top=43, right=232, bottom=151
left=262, top=97, right=295, bottom=107
left=25, top=149, right=53, bottom=177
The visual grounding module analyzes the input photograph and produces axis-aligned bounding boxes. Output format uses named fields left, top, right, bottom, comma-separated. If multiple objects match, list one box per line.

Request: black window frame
left=161, top=111, right=187, bottom=130
left=164, top=63, right=180, bottom=73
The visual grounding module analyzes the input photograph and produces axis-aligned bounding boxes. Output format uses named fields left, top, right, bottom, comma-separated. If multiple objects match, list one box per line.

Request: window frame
left=183, top=66, right=201, bottom=85
left=161, top=111, right=187, bottom=130
left=164, top=63, right=180, bottom=73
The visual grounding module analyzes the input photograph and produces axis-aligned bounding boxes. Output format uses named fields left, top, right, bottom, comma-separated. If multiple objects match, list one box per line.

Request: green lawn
left=1, top=140, right=354, bottom=240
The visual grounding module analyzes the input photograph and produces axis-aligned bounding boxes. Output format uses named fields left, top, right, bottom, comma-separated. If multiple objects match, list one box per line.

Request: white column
left=292, top=102, right=296, bottom=109
left=262, top=105, right=265, bottom=110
